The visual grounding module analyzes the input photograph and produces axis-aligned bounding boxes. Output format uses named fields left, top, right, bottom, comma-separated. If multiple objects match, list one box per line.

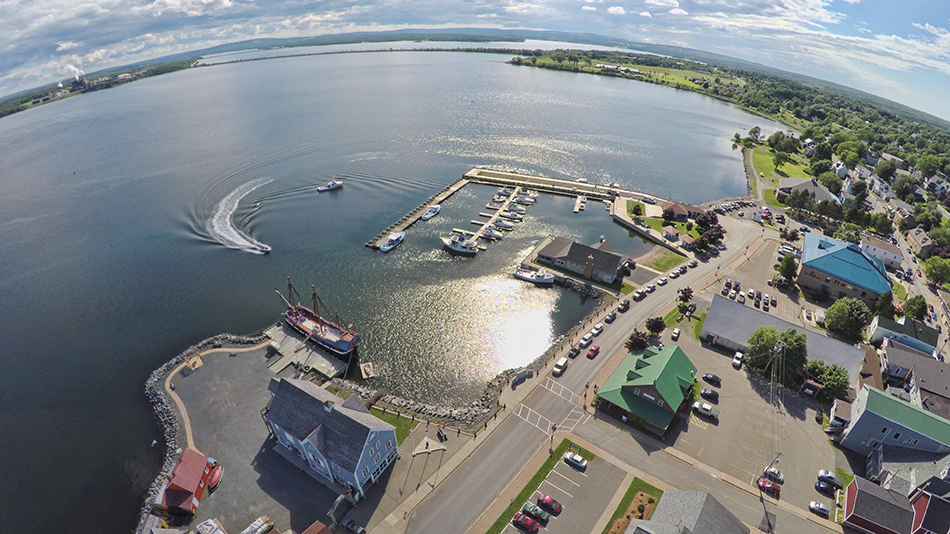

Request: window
left=657, top=400, right=664, bottom=407
left=861, top=291, right=867, bottom=297
left=634, top=388, right=640, bottom=395
left=375, top=454, right=381, bottom=464
left=881, top=427, right=889, bottom=434
left=913, top=439, right=919, bottom=445
left=385, top=441, right=392, bottom=451
left=893, top=433, right=901, bottom=440
left=362, top=467, right=369, bottom=477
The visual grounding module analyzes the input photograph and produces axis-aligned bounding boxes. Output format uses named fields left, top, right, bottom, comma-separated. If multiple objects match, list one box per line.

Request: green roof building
left=841, top=385, right=950, bottom=457
left=596, top=345, right=697, bottom=436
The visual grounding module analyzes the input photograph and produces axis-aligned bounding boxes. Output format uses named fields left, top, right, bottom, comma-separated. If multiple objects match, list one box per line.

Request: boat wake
left=209, top=178, right=273, bottom=254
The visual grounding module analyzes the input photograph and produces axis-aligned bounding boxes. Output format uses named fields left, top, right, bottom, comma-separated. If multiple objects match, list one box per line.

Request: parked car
left=563, top=451, right=588, bottom=470
left=724, top=279, right=733, bottom=289
left=764, top=466, right=785, bottom=484
left=688, top=260, right=698, bottom=268
left=657, top=277, right=668, bottom=285
left=587, top=345, right=600, bottom=359
left=341, top=519, right=367, bottom=534
left=537, top=494, right=562, bottom=514
left=512, top=512, right=539, bottom=533
left=722, top=285, right=730, bottom=296
left=669, top=270, right=680, bottom=279
left=733, top=280, right=741, bottom=290
left=805, top=309, right=813, bottom=321
left=591, top=323, right=604, bottom=336
left=818, top=470, right=843, bottom=488
left=808, top=501, right=830, bottom=518
left=747, top=289, right=755, bottom=299
left=738, top=211, right=745, bottom=217
left=679, top=265, right=688, bottom=274
left=580, top=334, right=593, bottom=347
left=646, top=284, right=656, bottom=292
left=552, top=357, right=568, bottom=377
left=737, top=293, right=746, bottom=304
left=692, top=402, right=720, bottom=420
left=732, top=352, right=744, bottom=369
left=770, top=296, right=777, bottom=307
left=729, top=289, right=737, bottom=299
left=632, top=291, right=645, bottom=301
left=702, top=373, right=721, bottom=386
left=522, top=503, right=550, bottom=523
left=759, top=480, right=781, bottom=495
left=815, top=480, right=835, bottom=496
left=567, top=347, right=580, bottom=359
left=671, top=328, right=681, bottom=341
left=701, top=388, right=719, bottom=401
left=605, top=311, right=617, bottom=324
left=619, top=299, right=631, bottom=311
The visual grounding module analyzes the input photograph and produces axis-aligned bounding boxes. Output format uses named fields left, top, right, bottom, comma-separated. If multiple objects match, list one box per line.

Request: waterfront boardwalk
left=264, top=323, right=347, bottom=379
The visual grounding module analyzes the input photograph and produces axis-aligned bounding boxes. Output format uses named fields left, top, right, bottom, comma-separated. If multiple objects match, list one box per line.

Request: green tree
left=778, top=328, right=808, bottom=384
left=678, top=286, right=694, bottom=303
left=924, top=257, right=950, bottom=286
left=834, top=223, right=863, bottom=244
left=646, top=317, right=666, bottom=336
left=746, top=326, right=779, bottom=370
left=631, top=203, right=643, bottom=217
left=820, top=364, right=851, bottom=400
left=773, top=151, right=790, bottom=170
left=917, top=208, right=943, bottom=232
left=893, top=175, right=918, bottom=200
left=813, top=143, right=833, bottom=162
left=767, top=130, right=786, bottom=149
left=818, top=171, right=843, bottom=195
left=875, top=159, right=898, bottom=181
left=785, top=189, right=816, bottom=210
left=903, top=295, right=928, bottom=321
left=662, top=208, right=676, bottom=222
left=824, top=297, right=871, bottom=341
left=841, top=151, right=861, bottom=169
left=805, top=359, right=827, bottom=381
left=917, top=154, right=941, bottom=178
left=626, top=330, right=650, bottom=351
left=873, top=291, right=895, bottom=320
left=809, top=159, right=833, bottom=177
left=870, top=213, right=893, bottom=236
left=749, top=126, right=762, bottom=142
left=779, top=253, right=798, bottom=281
left=928, top=227, right=950, bottom=248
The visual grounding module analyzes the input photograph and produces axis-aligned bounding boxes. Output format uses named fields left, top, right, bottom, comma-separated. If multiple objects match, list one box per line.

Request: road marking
left=549, top=468, right=582, bottom=486
left=540, top=479, right=574, bottom=498
left=689, top=414, right=709, bottom=429
left=542, top=378, right=581, bottom=403
left=515, top=404, right=555, bottom=436
left=558, top=406, right=587, bottom=433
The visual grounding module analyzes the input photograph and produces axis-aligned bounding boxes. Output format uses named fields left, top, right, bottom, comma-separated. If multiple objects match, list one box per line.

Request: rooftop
left=862, top=234, right=902, bottom=256
left=802, top=233, right=891, bottom=295
left=863, top=385, right=950, bottom=449
left=875, top=316, right=940, bottom=349
left=625, top=490, right=749, bottom=534
left=537, top=235, right=625, bottom=276
left=703, top=295, right=866, bottom=381
left=780, top=178, right=839, bottom=204
left=848, top=476, right=913, bottom=533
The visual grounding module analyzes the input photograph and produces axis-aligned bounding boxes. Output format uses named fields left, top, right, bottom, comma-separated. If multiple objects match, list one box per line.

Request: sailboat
left=275, top=278, right=360, bottom=356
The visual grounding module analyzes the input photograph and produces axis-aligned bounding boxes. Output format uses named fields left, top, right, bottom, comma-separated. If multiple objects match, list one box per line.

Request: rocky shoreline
left=135, top=333, right=266, bottom=534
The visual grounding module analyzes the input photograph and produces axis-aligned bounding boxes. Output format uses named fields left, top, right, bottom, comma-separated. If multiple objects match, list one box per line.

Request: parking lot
left=502, top=454, right=623, bottom=534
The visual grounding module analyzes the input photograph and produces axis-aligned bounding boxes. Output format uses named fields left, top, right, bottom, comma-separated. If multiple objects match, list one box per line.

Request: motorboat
left=209, top=464, right=223, bottom=491
left=257, top=245, right=272, bottom=255
left=494, top=220, right=515, bottom=230
left=525, top=190, right=539, bottom=198
left=578, top=202, right=586, bottom=211
left=514, top=268, right=555, bottom=285
left=492, top=194, right=509, bottom=203
left=441, top=234, right=478, bottom=257
left=514, top=195, right=535, bottom=205
left=498, top=187, right=514, bottom=196
left=317, top=180, right=343, bottom=192
left=379, top=231, right=405, bottom=252
left=486, top=202, right=504, bottom=210
left=499, top=211, right=523, bottom=221
left=420, top=204, right=441, bottom=221
left=509, top=204, right=526, bottom=214
left=481, top=227, right=503, bottom=240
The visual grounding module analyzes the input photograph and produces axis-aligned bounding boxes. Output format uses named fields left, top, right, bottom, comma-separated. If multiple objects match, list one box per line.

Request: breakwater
left=135, top=333, right=267, bottom=534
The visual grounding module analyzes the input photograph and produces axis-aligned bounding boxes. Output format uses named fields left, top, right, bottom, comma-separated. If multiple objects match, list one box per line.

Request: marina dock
left=263, top=323, right=348, bottom=379
left=365, top=178, right=469, bottom=249
left=573, top=195, right=586, bottom=213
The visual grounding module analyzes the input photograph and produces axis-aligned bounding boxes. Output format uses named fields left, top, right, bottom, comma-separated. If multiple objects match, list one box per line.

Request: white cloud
left=639, top=11, right=652, bottom=17
left=843, top=0, right=862, bottom=3
left=582, top=5, right=597, bottom=10
left=583, top=0, right=604, bottom=3
left=645, top=0, right=678, bottom=7
left=607, top=6, right=626, bottom=15
left=668, top=8, right=688, bottom=15
left=134, top=0, right=237, bottom=18
left=56, top=42, right=81, bottom=52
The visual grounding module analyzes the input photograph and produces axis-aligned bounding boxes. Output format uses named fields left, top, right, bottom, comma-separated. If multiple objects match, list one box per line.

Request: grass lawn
left=692, top=308, right=708, bottom=340
left=369, top=407, right=418, bottom=445
left=892, top=280, right=908, bottom=301
left=642, top=217, right=701, bottom=239
left=752, top=148, right=809, bottom=179
left=621, top=282, right=636, bottom=295
left=663, top=306, right=685, bottom=327
left=325, top=383, right=355, bottom=400
left=764, top=189, right=786, bottom=208
left=487, top=440, right=596, bottom=534
left=835, top=467, right=855, bottom=489
left=600, top=477, right=664, bottom=534
left=627, top=199, right=645, bottom=217
left=645, top=250, right=686, bottom=272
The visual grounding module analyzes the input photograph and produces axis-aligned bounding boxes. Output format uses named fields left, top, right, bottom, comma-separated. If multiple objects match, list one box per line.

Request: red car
left=759, top=479, right=782, bottom=495
left=537, top=494, right=562, bottom=514
left=513, top=512, right=539, bottom=533
left=918, top=269, right=923, bottom=278
left=587, top=345, right=600, bottom=359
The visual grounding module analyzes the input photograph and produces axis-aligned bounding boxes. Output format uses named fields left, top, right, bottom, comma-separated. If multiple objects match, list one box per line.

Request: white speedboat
left=514, top=268, right=555, bottom=285
left=525, top=190, right=539, bottom=198
left=498, top=187, right=514, bottom=196
left=317, top=180, right=343, bottom=192
left=509, top=204, right=526, bottom=214
left=420, top=205, right=441, bottom=221
left=514, top=195, right=535, bottom=205
left=481, top=227, right=503, bottom=240
left=486, top=202, right=504, bottom=210
left=379, top=231, right=405, bottom=252
left=442, top=234, right=478, bottom=257
left=499, top=211, right=523, bottom=221
left=494, top=220, right=515, bottom=230
left=492, top=194, right=508, bottom=203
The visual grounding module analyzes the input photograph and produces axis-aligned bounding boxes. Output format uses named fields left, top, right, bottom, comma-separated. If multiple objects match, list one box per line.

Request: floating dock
left=365, top=179, right=469, bottom=248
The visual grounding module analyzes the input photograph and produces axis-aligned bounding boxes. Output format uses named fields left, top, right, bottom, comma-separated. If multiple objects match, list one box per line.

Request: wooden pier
left=458, top=186, right=523, bottom=248
left=365, top=178, right=470, bottom=249
left=573, top=195, right=586, bottom=213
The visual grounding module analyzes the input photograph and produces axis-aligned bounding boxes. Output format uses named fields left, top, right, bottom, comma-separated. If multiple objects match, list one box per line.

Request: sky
left=3, top=0, right=950, bottom=121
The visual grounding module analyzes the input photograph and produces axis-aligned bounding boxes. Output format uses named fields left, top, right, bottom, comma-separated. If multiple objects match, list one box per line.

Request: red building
left=159, top=448, right=211, bottom=516
left=843, top=476, right=912, bottom=534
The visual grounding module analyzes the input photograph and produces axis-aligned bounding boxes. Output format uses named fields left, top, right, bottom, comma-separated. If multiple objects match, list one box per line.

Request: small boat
left=442, top=234, right=478, bottom=257
left=494, top=220, right=515, bottom=230
left=579, top=202, right=586, bottom=211
left=209, top=464, right=223, bottom=491
left=481, top=227, right=503, bottom=240
left=492, top=194, right=508, bottom=203
left=486, top=202, right=504, bottom=210
left=514, top=268, right=555, bottom=285
left=525, top=190, right=539, bottom=198
left=514, top=195, right=535, bottom=205
left=499, top=211, right=523, bottom=221
left=420, top=205, right=441, bottom=221
left=257, top=245, right=272, bottom=255
left=379, top=231, right=405, bottom=252
left=498, top=187, right=514, bottom=195
left=509, top=204, right=526, bottom=214
left=317, top=180, right=343, bottom=192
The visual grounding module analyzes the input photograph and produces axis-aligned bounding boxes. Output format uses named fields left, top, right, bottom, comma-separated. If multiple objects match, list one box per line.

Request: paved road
left=407, top=217, right=766, bottom=534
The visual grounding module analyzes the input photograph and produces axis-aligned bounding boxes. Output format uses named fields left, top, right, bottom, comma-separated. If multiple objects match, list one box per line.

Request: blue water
left=0, top=48, right=784, bottom=532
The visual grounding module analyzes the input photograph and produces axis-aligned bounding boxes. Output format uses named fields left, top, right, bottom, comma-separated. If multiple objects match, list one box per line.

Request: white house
left=870, top=176, right=895, bottom=201
left=860, top=235, right=904, bottom=271
left=856, top=165, right=873, bottom=180
left=265, top=378, right=398, bottom=500
left=835, top=160, right=849, bottom=179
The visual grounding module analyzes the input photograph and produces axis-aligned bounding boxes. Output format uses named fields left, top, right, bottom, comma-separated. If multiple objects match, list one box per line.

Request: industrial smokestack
left=64, top=64, right=83, bottom=81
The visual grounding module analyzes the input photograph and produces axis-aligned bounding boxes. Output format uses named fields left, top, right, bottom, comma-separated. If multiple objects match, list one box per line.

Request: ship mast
left=311, top=285, right=320, bottom=317
left=287, top=277, right=297, bottom=308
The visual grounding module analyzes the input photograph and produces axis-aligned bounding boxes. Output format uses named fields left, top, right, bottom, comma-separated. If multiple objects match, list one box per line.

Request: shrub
left=637, top=504, right=645, bottom=513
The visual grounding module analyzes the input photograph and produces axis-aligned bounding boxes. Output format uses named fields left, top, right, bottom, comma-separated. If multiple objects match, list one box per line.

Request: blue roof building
left=797, top=233, right=891, bottom=307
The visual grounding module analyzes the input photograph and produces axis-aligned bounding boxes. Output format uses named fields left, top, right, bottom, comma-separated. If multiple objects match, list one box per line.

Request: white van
left=553, top=357, right=568, bottom=377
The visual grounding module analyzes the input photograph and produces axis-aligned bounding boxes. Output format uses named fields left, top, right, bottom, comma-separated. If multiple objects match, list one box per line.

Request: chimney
left=323, top=399, right=335, bottom=412
left=584, top=254, right=595, bottom=279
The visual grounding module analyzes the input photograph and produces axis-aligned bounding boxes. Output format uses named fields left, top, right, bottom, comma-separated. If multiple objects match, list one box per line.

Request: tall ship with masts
left=275, top=278, right=360, bottom=357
